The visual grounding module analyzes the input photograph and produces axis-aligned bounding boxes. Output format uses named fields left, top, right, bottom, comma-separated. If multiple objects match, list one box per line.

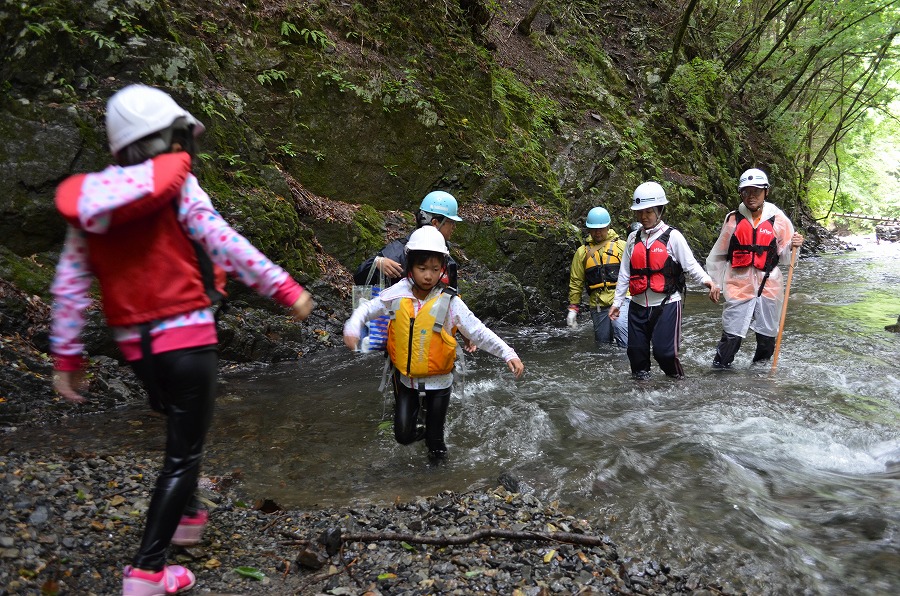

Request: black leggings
left=391, top=371, right=451, bottom=455
left=129, top=345, right=218, bottom=571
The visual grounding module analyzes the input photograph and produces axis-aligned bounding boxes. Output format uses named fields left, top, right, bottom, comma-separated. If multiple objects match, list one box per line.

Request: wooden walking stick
left=771, top=245, right=798, bottom=372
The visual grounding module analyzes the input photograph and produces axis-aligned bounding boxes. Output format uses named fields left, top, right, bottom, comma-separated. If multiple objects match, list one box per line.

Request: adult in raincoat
left=706, top=168, right=804, bottom=368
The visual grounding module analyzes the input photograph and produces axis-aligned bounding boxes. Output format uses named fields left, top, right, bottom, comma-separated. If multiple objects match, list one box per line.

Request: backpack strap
left=429, top=288, right=457, bottom=333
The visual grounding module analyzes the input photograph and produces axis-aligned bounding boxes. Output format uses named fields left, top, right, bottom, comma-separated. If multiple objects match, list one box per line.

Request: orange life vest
left=387, top=290, right=458, bottom=378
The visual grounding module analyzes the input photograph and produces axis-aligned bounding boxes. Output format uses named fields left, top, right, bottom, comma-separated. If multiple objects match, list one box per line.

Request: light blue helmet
left=585, top=207, right=611, bottom=229
left=419, top=191, right=463, bottom=222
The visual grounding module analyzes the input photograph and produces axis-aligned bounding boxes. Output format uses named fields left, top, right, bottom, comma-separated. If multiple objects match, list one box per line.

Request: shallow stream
left=12, top=237, right=900, bottom=594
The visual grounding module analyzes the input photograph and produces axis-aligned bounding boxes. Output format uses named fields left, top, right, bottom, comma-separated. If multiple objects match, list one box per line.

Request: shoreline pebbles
left=0, top=449, right=729, bottom=595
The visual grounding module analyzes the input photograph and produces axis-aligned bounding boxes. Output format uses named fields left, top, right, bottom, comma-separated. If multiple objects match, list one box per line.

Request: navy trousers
left=626, top=301, right=684, bottom=378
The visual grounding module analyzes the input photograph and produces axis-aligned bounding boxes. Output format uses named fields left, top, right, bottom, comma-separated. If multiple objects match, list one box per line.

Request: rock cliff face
left=0, top=0, right=833, bottom=355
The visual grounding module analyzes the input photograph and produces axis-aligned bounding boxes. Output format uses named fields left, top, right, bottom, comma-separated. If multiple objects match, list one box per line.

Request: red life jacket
left=54, top=153, right=226, bottom=327
left=628, top=228, right=685, bottom=296
left=727, top=212, right=779, bottom=272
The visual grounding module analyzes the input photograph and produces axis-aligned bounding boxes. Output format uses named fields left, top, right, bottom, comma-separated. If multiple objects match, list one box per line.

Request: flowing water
left=10, top=237, right=900, bottom=594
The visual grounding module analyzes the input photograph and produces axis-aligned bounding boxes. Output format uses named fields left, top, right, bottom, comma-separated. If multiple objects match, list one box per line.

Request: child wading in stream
left=50, top=84, right=314, bottom=595
left=343, top=226, right=524, bottom=461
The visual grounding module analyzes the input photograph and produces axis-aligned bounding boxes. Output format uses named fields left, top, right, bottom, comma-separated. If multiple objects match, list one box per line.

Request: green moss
left=201, top=175, right=320, bottom=283
left=351, top=205, right=388, bottom=252
left=0, top=247, right=57, bottom=298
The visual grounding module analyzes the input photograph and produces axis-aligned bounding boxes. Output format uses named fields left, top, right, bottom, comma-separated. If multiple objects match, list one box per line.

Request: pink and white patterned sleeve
left=177, top=174, right=303, bottom=306
left=50, top=227, right=93, bottom=370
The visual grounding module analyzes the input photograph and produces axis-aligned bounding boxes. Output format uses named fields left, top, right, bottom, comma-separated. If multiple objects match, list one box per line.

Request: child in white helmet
left=566, top=206, right=629, bottom=347
left=50, top=84, right=314, bottom=595
left=609, top=182, right=720, bottom=380
left=344, top=225, right=524, bottom=460
left=706, top=168, right=804, bottom=368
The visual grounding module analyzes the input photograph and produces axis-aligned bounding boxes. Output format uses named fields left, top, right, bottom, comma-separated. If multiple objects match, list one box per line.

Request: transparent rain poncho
left=706, top=202, right=796, bottom=338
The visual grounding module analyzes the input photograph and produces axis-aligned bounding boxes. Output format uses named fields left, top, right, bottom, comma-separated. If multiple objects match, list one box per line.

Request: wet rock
left=295, top=546, right=328, bottom=570
left=318, top=527, right=342, bottom=556
left=498, top=470, right=521, bottom=493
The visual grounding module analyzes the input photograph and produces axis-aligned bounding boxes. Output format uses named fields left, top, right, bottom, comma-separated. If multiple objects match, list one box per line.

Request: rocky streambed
left=0, top=279, right=735, bottom=595
left=0, top=447, right=732, bottom=595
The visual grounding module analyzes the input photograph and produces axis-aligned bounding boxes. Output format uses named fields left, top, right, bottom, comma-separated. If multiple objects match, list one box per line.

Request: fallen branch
left=340, top=528, right=609, bottom=548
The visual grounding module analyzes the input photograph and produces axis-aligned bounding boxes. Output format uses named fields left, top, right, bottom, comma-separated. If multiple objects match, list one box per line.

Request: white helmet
left=405, top=225, right=449, bottom=255
left=738, top=168, right=769, bottom=190
left=631, top=181, right=668, bottom=210
left=106, top=84, right=204, bottom=154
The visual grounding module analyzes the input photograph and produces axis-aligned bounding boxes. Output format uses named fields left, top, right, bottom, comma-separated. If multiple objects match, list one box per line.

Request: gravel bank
left=0, top=447, right=731, bottom=595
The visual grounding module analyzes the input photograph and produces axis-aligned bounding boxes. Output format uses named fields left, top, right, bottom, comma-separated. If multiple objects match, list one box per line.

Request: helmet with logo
left=419, top=191, right=463, bottom=222
left=405, top=225, right=450, bottom=255
left=585, top=207, right=611, bottom=229
left=738, top=168, right=769, bottom=190
left=631, top=181, right=668, bottom=210
left=106, top=84, right=204, bottom=160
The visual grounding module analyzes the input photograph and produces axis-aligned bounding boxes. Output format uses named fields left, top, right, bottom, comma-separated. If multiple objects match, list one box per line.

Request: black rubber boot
left=752, top=333, right=777, bottom=363
left=713, top=332, right=742, bottom=368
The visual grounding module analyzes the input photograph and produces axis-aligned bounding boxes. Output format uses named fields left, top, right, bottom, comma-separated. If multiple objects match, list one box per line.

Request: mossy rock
left=0, top=247, right=58, bottom=299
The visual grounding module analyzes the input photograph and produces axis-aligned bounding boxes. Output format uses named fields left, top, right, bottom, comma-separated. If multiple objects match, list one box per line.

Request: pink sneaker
left=122, top=565, right=195, bottom=595
left=171, top=509, right=208, bottom=546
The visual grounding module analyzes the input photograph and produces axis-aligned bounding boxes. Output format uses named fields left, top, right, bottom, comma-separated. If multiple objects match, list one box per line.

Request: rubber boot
left=752, top=333, right=776, bottom=363
left=713, top=332, right=742, bottom=369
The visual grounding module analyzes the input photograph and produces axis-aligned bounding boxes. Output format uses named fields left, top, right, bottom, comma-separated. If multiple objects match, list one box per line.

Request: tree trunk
left=662, top=0, right=700, bottom=84
left=517, top=0, right=546, bottom=35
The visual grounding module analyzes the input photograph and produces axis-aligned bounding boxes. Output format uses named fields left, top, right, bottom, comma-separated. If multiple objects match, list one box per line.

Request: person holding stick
left=706, top=168, right=803, bottom=369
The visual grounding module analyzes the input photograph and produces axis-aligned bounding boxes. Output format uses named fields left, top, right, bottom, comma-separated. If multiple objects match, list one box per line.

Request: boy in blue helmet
left=353, top=190, right=462, bottom=291
left=566, top=206, right=629, bottom=347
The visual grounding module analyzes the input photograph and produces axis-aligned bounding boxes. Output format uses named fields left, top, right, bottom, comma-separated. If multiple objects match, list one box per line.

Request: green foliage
left=299, top=28, right=333, bottom=50
left=233, top=567, right=266, bottom=581
left=276, top=142, right=299, bottom=158
left=279, top=21, right=333, bottom=51
left=19, top=3, right=123, bottom=50
left=487, top=68, right=565, bottom=207
left=280, top=21, right=301, bottom=38
left=317, top=68, right=361, bottom=94
left=256, top=69, right=288, bottom=86
left=111, top=7, right=147, bottom=36
left=666, top=58, right=730, bottom=122
left=200, top=101, right=226, bottom=121
left=809, top=101, right=900, bottom=227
